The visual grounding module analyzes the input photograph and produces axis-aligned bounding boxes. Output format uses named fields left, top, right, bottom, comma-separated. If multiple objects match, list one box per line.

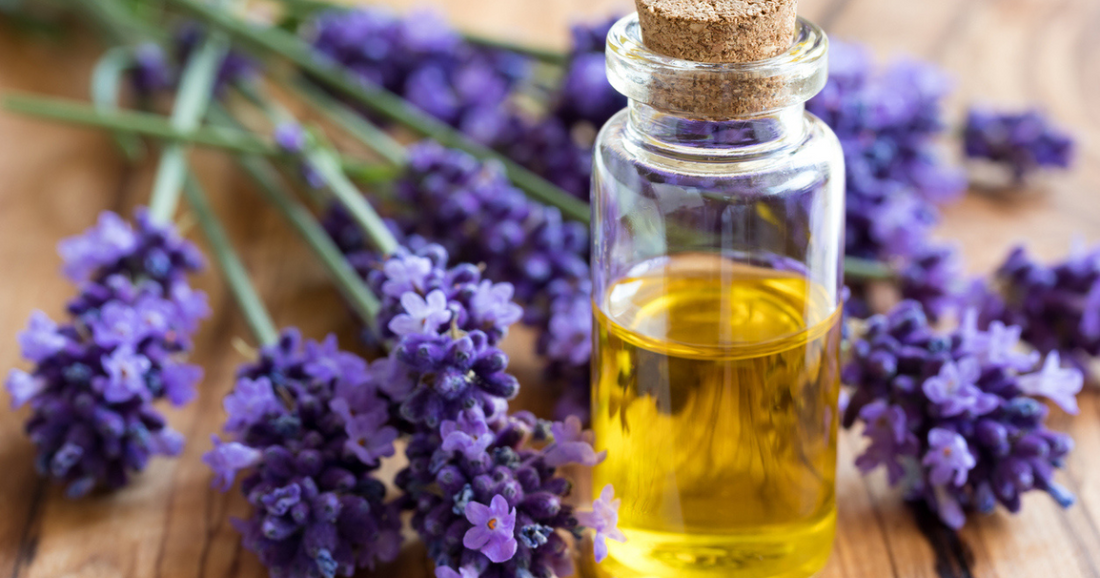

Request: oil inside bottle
left=592, top=252, right=841, bottom=578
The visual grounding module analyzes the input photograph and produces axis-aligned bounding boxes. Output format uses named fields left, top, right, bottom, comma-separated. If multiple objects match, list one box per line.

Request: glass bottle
left=590, top=12, right=844, bottom=578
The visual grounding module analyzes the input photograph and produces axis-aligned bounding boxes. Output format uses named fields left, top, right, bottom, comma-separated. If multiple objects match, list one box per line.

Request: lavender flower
left=1015, top=352, right=1082, bottom=414
left=922, top=428, right=975, bottom=487
left=808, top=40, right=965, bottom=265
left=575, top=485, right=626, bottom=563
left=352, top=244, right=623, bottom=575
left=273, top=123, right=324, bottom=189
left=326, top=142, right=593, bottom=419
left=898, top=243, right=964, bottom=320
left=5, top=209, right=208, bottom=497
left=966, top=243, right=1100, bottom=372
left=205, top=329, right=402, bottom=578
left=543, top=415, right=605, bottom=467
left=553, top=18, right=625, bottom=128
left=131, top=43, right=174, bottom=97
left=306, top=6, right=527, bottom=146
left=176, top=23, right=257, bottom=96
left=964, top=109, right=1074, bottom=181
left=399, top=406, right=612, bottom=577
left=463, top=494, right=519, bottom=563
left=844, top=300, right=1080, bottom=528
left=389, top=290, right=453, bottom=336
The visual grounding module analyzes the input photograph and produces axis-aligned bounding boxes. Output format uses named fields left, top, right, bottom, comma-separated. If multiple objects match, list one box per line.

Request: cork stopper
left=635, top=0, right=797, bottom=63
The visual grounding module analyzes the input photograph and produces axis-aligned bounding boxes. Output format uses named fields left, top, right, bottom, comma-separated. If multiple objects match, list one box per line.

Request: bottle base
left=593, top=510, right=835, bottom=578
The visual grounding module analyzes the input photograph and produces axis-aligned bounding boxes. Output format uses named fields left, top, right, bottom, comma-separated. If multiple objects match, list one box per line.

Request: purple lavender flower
left=435, top=565, right=479, bottom=578
left=365, top=243, right=525, bottom=345
left=327, top=143, right=593, bottom=419
left=1016, top=352, right=1082, bottom=414
left=306, top=6, right=526, bottom=145
left=440, top=407, right=496, bottom=461
left=543, top=415, right=605, bottom=467
left=922, top=358, right=999, bottom=418
left=463, top=494, right=518, bottom=563
left=389, top=290, right=453, bottom=336
left=99, top=345, right=153, bottom=403
left=964, top=108, right=1074, bottom=181
left=576, top=484, right=626, bottom=563
left=5, top=369, right=44, bottom=408
left=898, top=243, right=964, bottom=321
left=176, top=24, right=257, bottom=96
left=844, top=299, right=1081, bottom=528
left=131, top=43, right=174, bottom=97
left=330, top=399, right=398, bottom=466
left=922, top=428, right=975, bottom=487
left=57, top=211, right=138, bottom=282
left=380, top=254, right=433, bottom=297
left=808, top=40, right=965, bottom=265
left=274, top=122, right=307, bottom=154
left=854, top=401, right=919, bottom=485
left=17, top=311, right=68, bottom=362
left=967, top=244, right=1100, bottom=372
left=6, top=209, right=207, bottom=497
left=364, top=243, right=616, bottom=577
left=206, top=329, right=402, bottom=577
left=468, top=281, right=524, bottom=335
left=223, top=376, right=283, bottom=433
left=400, top=410, right=585, bottom=577
left=202, top=436, right=262, bottom=491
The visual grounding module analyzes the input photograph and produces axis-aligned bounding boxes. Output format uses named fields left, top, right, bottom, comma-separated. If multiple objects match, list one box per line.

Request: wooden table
left=1, top=0, right=1098, bottom=577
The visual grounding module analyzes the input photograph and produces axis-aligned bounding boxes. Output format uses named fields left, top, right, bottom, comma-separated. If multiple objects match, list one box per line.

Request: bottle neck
left=625, top=101, right=809, bottom=159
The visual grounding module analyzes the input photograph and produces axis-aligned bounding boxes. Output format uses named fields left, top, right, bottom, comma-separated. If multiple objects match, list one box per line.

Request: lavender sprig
left=964, top=109, right=1074, bottom=182
left=807, top=40, right=966, bottom=263
left=965, top=243, right=1100, bottom=372
left=185, top=173, right=403, bottom=578
left=6, top=210, right=209, bottom=497
left=369, top=243, right=618, bottom=576
left=230, top=141, right=622, bottom=575
left=203, top=329, right=404, bottom=578
left=325, top=142, right=593, bottom=419
left=843, top=300, right=1081, bottom=528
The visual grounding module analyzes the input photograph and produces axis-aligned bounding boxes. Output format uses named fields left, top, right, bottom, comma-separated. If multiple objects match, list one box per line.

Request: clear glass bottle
left=590, top=13, right=844, bottom=578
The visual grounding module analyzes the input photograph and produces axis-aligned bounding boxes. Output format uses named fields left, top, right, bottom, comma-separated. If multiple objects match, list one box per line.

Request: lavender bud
left=262, top=515, right=299, bottom=540
left=521, top=492, right=561, bottom=518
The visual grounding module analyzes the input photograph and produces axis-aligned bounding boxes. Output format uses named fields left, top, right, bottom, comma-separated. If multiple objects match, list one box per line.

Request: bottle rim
left=605, top=13, right=830, bottom=117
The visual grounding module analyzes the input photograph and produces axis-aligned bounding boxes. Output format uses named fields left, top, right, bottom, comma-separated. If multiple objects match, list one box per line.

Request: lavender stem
left=182, top=173, right=280, bottom=346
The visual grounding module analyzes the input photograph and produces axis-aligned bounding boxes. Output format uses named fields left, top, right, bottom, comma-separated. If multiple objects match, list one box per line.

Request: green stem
left=234, top=81, right=400, bottom=255
left=165, top=0, right=589, bottom=224
left=235, top=151, right=382, bottom=325
left=844, top=256, right=897, bottom=281
left=1, top=94, right=399, bottom=182
left=289, top=79, right=406, bottom=167
left=91, top=46, right=146, bottom=161
left=182, top=173, right=280, bottom=346
left=206, top=103, right=382, bottom=325
left=148, top=25, right=228, bottom=223
left=304, top=145, right=400, bottom=255
left=462, top=31, right=568, bottom=66
left=79, top=0, right=163, bottom=44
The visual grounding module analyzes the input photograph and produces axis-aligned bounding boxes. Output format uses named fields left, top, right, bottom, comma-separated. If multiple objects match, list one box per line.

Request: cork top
left=635, top=0, right=797, bottom=63
left=603, top=13, right=828, bottom=117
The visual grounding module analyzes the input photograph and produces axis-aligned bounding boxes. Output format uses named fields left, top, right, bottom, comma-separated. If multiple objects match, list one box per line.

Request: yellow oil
left=592, top=253, right=842, bottom=578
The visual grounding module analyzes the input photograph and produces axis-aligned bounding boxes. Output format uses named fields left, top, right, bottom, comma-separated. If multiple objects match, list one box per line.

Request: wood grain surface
left=1, top=0, right=1099, bottom=577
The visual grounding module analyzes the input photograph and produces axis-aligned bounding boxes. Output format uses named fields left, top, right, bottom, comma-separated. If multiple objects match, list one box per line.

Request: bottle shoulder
left=594, top=110, right=844, bottom=184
